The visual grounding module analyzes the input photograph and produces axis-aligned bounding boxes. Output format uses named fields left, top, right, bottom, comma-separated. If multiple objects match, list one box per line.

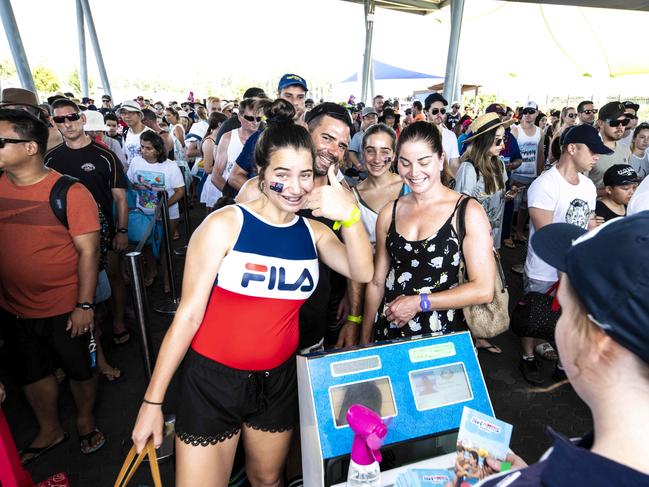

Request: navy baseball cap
left=603, top=164, right=640, bottom=187
left=278, top=74, right=308, bottom=92
left=531, top=212, right=649, bottom=365
left=559, top=124, right=613, bottom=155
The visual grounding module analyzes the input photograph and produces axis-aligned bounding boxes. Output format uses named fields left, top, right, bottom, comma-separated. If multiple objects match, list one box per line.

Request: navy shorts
left=175, top=349, right=298, bottom=447
left=0, top=308, right=94, bottom=385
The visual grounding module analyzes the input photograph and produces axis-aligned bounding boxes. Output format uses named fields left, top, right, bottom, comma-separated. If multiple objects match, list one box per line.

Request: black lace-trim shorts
left=175, top=348, right=298, bottom=446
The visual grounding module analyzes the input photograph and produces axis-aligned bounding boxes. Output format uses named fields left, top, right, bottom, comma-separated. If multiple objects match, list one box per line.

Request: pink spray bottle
left=346, top=404, right=387, bottom=486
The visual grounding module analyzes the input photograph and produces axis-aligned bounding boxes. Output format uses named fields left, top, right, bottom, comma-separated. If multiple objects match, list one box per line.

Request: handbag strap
left=114, top=441, right=162, bottom=487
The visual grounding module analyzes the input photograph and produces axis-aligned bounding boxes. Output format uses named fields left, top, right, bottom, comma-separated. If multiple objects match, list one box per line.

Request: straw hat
left=463, top=113, right=513, bottom=144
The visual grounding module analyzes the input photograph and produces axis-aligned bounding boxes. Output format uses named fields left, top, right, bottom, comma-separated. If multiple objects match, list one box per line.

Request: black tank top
left=374, top=197, right=467, bottom=341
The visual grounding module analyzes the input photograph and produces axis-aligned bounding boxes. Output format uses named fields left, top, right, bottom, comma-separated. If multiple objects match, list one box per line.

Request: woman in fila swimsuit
left=131, top=99, right=373, bottom=486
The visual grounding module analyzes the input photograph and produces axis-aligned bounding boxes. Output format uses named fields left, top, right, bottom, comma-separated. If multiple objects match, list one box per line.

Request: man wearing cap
left=577, top=100, right=598, bottom=126
left=278, top=73, right=308, bottom=126
left=226, top=79, right=306, bottom=194
left=587, top=101, right=632, bottom=193
left=1, top=87, right=63, bottom=150
left=117, top=100, right=152, bottom=170
left=619, top=101, right=640, bottom=147
left=347, top=106, right=378, bottom=179
left=141, top=108, right=173, bottom=157
left=446, top=101, right=462, bottom=129
left=518, top=124, right=608, bottom=385
left=595, top=164, right=639, bottom=222
left=0, top=108, right=102, bottom=461
left=84, top=110, right=126, bottom=167
left=46, top=98, right=131, bottom=349
left=424, top=92, right=460, bottom=173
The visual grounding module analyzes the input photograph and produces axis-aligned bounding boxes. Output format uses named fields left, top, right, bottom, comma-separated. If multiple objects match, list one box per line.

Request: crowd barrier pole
left=125, top=251, right=154, bottom=380
left=123, top=202, right=175, bottom=464
left=154, top=191, right=180, bottom=315
left=174, top=165, right=192, bottom=257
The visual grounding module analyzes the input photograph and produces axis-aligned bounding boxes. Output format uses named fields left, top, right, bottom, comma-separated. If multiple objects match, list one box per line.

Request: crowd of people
left=0, top=74, right=648, bottom=486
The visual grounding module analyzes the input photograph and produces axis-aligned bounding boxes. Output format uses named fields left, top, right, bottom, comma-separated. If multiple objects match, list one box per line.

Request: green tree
left=67, top=67, right=93, bottom=96
left=33, top=65, right=60, bottom=93
left=0, top=59, right=16, bottom=80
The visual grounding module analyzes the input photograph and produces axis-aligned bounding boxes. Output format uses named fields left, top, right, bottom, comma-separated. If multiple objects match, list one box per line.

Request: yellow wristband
left=346, top=314, right=363, bottom=324
left=333, top=205, right=361, bottom=231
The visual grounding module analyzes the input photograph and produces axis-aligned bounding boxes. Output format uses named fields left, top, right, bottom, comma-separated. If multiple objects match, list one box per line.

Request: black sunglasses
left=580, top=109, right=598, bottom=115
left=607, top=118, right=631, bottom=128
left=102, top=99, right=110, bottom=103
left=0, top=137, right=34, bottom=148
left=52, top=113, right=82, bottom=123
left=567, top=113, right=578, bottom=119
left=242, top=115, right=262, bottom=122
left=494, top=137, right=505, bottom=146
left=522, top=108, right=537, bottom=115
left=430, top=108, right=446, bottom=115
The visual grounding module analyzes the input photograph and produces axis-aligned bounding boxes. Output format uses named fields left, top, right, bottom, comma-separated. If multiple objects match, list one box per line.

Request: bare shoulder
left=195, top=205, right=240, bottom=241
left=236, top=177, right=261, bottom=203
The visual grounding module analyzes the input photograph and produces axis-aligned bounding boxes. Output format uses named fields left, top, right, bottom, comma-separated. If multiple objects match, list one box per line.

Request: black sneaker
left=552, top=365, right=567, bottom=382
left=519, top=357, right=544, bottom=386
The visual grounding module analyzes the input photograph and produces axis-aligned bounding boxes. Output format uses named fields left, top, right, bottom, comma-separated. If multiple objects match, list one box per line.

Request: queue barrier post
left=154, top=191, right=180, bottom=315
left=174, top=166, right=192, bottom=257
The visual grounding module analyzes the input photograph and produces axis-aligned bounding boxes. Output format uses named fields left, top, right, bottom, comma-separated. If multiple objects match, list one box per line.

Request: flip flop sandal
left=20, top=432, right=70, bottom=466
left=112, top=330, right=131, bottom=346
left=535, top=342, right=559, bottom=361
left=79, top=429, right=106, bottom=455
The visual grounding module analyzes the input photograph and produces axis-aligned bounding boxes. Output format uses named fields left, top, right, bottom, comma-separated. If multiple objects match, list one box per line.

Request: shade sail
left=341, top=59, right=443, bottom=82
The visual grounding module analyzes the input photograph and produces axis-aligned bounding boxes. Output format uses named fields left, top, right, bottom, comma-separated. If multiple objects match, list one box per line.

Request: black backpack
left=49, top=175, right=79, bottom=229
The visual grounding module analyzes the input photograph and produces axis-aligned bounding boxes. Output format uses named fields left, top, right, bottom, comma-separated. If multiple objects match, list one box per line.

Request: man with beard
left=588, top=102, right=632, bottom=193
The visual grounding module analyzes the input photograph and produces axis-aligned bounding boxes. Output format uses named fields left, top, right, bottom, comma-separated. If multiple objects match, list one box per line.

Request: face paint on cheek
left=269, top=181, right=284, bottom=193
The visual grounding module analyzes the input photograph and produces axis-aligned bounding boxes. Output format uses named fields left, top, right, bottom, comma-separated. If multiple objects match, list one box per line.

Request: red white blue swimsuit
left=191, top=204, right=319, bottom=370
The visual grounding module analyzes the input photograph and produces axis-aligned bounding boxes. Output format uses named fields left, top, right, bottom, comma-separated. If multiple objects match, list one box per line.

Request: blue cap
left=531, top=212, right=649, bottom=365
left=278, top=73, right=308, bottom=92
left=559, top=124, right=613, bottom=155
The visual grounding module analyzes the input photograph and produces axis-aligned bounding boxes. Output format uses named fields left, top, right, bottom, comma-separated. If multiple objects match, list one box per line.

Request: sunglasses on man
left=579, top=109, right=598, bottom=115
left=522, top=108, right=537, bottom=115
left=0, top=137, right=34, bottom=148
left=52, top=113, right=81, bottom=124
left=607, top=118, right=631, bottom=128
left=242, top=115, right=262, bottom=122
left=430, top=108, right=446, bottom=116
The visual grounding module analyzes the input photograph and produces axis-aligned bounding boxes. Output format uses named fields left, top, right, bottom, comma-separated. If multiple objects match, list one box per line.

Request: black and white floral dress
left=374, top=197, right=467, bottom=340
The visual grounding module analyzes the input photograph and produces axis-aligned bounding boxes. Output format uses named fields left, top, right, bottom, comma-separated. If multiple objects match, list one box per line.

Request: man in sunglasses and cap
left=424, top=92, right=460, bottom=173
left=587, top=101, right=632, bottom=193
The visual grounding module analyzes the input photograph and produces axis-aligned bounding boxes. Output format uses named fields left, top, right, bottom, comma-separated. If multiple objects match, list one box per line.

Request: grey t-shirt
left=349, top=130, right=365, bottom=167
left=588, top=142, right=631, bottom=188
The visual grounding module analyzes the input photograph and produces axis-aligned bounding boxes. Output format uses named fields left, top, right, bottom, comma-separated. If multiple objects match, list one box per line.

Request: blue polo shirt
left=234, top=129, right=262, bottom=179
left=478, top=428, right=649, bottom=486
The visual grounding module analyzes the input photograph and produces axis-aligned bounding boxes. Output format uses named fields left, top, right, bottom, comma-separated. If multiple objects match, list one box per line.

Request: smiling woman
left=130, top=98, right=372, bottom=486
left=362, top=121, right=495, bottom=343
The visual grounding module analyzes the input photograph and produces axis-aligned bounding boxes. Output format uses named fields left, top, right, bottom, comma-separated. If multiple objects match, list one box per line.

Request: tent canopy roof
left=342, top=59, right=442, bottom=83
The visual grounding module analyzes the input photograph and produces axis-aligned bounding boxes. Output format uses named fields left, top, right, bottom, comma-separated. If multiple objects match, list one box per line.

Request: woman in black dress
left=362, top=121, right=495, bottom=341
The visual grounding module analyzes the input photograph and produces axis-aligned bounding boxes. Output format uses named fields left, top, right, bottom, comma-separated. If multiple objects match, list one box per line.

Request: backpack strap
left=49, top=175, right=79, bottom=229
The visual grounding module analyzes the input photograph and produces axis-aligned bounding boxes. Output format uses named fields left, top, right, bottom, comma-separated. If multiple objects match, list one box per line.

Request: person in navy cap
left=277, top=73, right=308, bottom=125
left=479, top=212, right=649, bottom=486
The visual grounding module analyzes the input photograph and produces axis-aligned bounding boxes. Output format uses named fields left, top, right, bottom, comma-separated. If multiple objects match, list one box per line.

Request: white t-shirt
left=524, top=166, right=596, bottom=282
left=440, top=125, right=460, bottom=162
left=123, top=126, right=152, bottom=170
left=126, top=156, right=184, bottom=219
left=628, top=176, right=649, bottom=215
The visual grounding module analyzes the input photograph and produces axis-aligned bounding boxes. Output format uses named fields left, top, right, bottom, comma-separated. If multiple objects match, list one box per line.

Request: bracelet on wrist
left=346, top=314, right=363, bottom=324
left=333, top=205, right=361, bottom=231
left=143, top=398, right=163, bottom=406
